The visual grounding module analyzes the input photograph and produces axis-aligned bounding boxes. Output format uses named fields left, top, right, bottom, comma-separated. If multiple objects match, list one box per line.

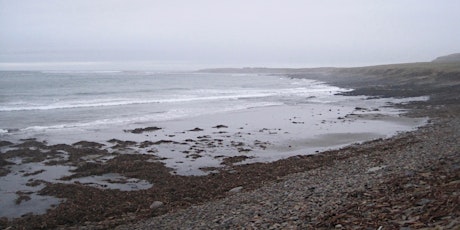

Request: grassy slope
left=199, top=62, right=460, bottom=102
left=311, top=62, right=460, bottom=101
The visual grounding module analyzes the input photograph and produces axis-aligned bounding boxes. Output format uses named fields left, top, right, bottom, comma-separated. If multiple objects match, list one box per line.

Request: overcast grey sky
left=0, top=0, right=459, bottom=70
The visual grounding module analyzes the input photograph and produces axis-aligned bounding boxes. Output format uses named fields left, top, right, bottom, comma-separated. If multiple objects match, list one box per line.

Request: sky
left=0, top=0, right=459, bottom=70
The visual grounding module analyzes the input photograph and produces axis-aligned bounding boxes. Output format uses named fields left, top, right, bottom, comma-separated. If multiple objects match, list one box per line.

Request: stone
left=229, top=186, right=243, bottom=193
left=188, top=127, right=204, bottom=132
left=416, top=198, right=432, bottom=206
left=366, top=165, right=386, bottom=173
left=150, top=201, right=164, bottom=209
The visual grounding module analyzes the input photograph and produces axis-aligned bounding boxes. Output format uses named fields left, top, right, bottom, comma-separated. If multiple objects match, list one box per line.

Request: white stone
left=228, top=186, right=243, bottom=193
left=150, top=201, right=164, bottom=209
left=367, top=165, right=386, bottom=173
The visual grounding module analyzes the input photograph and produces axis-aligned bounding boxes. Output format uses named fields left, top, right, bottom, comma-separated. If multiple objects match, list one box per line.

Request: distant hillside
left=198, top=60, right=460, bottom=103
left=432, top=53, right=460, bottom=63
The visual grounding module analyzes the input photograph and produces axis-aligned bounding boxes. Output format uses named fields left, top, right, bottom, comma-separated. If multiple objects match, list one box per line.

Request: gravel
left=118, top=106, right=460, bottom=229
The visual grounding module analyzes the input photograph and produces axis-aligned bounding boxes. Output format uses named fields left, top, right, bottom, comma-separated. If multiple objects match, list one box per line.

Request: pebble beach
left=121, top=111, right=459, bottom=229
left=120, top=63, right=460, bottom=229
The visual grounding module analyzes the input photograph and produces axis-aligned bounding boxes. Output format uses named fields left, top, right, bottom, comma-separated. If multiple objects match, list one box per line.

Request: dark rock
left=0, top=141, right=13, bottom=147
left=127, top=126, right=162, bottom=134
left=188, top=127, right=204, bottom=132
left=73, top=141, right=105, bottom=148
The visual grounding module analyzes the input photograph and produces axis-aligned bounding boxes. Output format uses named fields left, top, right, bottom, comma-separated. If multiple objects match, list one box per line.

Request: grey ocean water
left=0, top=71, right=345, bottom=139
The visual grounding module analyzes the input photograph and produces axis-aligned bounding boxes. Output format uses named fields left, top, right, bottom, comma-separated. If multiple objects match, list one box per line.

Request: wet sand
left=0, top=102, right=424, bottom=220
left=121, top=107, right=460, bottom=229
left=1, top=63, right=459, bottom=229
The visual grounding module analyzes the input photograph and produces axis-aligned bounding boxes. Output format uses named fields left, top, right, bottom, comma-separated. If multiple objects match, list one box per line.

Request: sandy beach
left=1, top=62, right=459, bottom=229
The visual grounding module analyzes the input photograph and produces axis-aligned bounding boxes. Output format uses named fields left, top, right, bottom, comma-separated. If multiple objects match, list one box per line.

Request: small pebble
left=229, top=186, right=243, bottom=193
left=150, top=201, right=164, bottom=209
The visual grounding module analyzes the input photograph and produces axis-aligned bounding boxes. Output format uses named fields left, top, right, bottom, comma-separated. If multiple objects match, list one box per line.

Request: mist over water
left=1, top=1, right=459, bottom=69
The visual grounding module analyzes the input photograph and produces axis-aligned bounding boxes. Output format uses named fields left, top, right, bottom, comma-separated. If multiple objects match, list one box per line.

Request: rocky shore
left=120, top=63, right=459, bottom=229
left=120, top=107, right=460, bottom=229
left=1, top=62, right=459, bottom=229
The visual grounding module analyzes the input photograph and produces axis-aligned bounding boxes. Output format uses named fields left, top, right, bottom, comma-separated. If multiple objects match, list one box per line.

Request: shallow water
left=0, top=159, right=153, bottom=218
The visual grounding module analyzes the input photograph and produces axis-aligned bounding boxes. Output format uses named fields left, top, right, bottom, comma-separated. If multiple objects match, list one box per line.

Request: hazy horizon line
left=0, top=58, right=439, bottom=72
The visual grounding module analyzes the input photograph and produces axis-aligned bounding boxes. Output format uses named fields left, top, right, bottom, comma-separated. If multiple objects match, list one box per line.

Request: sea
left=0, top=70, right=348, bottom=141
left=1, top=70, right=432, bottom=218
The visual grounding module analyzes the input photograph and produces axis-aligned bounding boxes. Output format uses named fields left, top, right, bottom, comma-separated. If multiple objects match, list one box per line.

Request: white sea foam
left=17, top=101, right=282, bottom=133
left=0, top=86, right=342, bottom=112
left=0, top=71, right=351, bottom=137
left=40, top=70, right=123, bottom=74
left=0, top=98, right=158, bottom=112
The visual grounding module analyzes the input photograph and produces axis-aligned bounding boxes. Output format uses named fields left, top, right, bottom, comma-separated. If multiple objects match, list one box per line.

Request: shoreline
left=121, top=109, right=460, bottom=229
left=118, top=65, right=459, bottom=229
left=1, top=64, right=459, bottom=229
